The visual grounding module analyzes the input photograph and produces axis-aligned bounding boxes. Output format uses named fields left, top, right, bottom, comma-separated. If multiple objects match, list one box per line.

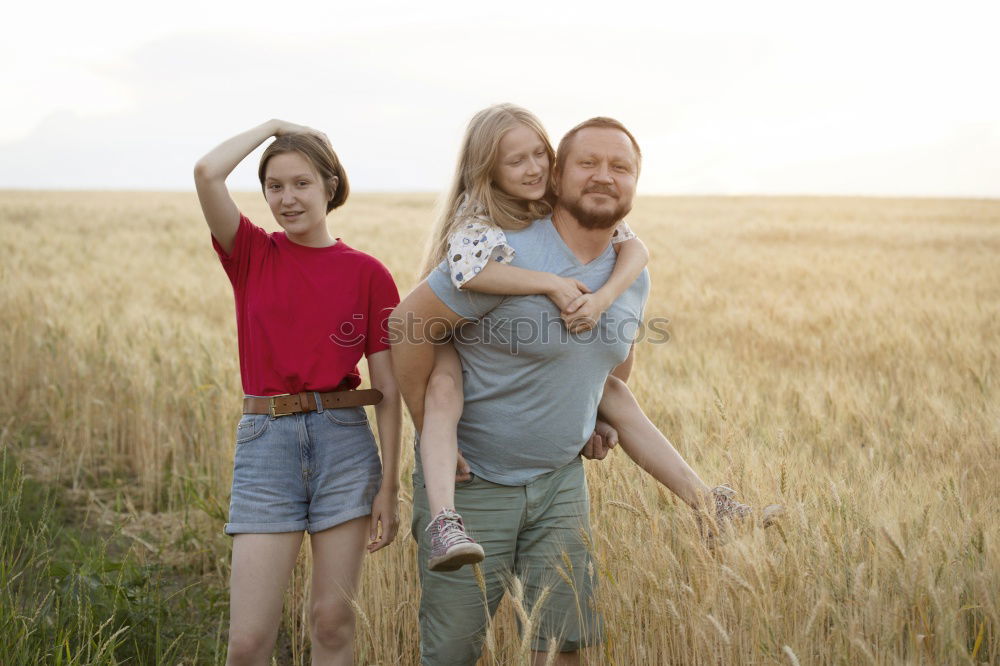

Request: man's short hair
left=555, top=117, right=642, bottom=175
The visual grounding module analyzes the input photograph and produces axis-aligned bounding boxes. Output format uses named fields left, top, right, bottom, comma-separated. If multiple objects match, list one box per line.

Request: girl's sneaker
left=698, top=485, right=784, bottom=547
left=426, top=508, right=485, bottom=572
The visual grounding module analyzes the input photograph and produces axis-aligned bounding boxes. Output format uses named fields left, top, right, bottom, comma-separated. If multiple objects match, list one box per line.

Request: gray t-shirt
left=427, top=217, right=650, bottom=485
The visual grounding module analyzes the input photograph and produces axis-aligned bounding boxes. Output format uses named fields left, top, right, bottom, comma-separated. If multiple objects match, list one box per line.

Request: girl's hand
left=562, top=291, right=611, bottom=333
left=367, top=486, right=400, bottom=553
left=546, top=275, right=590, bottom=312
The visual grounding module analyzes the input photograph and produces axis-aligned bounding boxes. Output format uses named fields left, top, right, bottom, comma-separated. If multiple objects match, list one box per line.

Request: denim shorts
left=225, top=395, right=382, bottom=535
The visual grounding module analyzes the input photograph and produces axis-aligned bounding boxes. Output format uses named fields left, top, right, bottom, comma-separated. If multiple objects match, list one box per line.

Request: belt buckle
left=268, top=393, right=295, bottom=418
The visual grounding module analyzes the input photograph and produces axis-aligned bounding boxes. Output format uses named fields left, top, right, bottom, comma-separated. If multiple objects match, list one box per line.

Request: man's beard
left=563, top=188, right=632, bottom=230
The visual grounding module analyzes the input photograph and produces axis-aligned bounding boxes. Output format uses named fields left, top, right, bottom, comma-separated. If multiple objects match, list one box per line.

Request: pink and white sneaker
left=425, top=508, right=485, bottom=572
left=698, top=485, right=784, bottom=547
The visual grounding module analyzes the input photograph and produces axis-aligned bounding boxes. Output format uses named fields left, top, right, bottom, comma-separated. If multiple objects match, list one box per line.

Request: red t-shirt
left=213, top=215, right=400, bottom=396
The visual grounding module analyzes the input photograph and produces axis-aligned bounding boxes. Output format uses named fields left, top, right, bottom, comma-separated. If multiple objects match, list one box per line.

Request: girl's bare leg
left=226, top=532, right=304, bottom=665
left=309, top=516, right=370, bottom=665
left=597, top=375, right=711, bottom=509
left=420, top=342, right=464, bottom=513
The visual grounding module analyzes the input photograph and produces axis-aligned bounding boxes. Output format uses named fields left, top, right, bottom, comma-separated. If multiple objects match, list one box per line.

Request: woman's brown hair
left=258, top=133, right=349, bottom=213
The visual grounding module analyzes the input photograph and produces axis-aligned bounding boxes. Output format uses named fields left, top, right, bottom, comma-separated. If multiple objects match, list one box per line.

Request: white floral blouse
left=446, top=196, right=637, bottom=289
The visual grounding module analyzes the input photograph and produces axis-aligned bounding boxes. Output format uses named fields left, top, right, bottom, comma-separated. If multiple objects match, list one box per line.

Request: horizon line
left=1, top=188, right=998, bottom=203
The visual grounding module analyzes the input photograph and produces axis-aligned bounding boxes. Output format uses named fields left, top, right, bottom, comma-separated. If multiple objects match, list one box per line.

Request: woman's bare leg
left=226, top=532, right=304, bottom=665
left=309, top=516, right=370, bottom=665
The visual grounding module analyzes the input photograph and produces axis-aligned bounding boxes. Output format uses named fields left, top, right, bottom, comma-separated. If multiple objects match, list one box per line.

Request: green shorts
left=411, top=457, right=602, bottom=665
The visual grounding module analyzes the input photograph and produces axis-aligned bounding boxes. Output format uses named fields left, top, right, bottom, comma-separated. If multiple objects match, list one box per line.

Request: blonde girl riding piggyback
left=403, top=104, right=649, bottom=571
left=194, top=120, right=402, bottom=664
left=396, top=104, right=781, bottom=573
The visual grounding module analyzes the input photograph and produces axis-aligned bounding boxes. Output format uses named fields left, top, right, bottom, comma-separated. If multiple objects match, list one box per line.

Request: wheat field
left=1, top=191, right=997, bottom=664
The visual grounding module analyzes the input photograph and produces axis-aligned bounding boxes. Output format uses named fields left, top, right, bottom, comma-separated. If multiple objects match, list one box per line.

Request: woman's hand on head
left=270, top=119, right=330, bottom=145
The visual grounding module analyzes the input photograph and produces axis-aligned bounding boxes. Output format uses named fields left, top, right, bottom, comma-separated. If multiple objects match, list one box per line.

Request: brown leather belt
left=243, top=390, right=383, bottom=418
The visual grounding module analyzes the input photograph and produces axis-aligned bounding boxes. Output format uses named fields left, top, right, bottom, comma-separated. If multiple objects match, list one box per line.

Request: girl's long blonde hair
left=420, top=103, right=556, bottom=279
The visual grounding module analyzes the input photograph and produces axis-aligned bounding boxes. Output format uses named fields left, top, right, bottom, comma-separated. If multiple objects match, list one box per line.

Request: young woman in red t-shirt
left=194, top=119, right=402, bottom=664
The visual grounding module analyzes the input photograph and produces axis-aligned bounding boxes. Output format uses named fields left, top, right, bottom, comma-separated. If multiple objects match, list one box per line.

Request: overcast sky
left=4, top=0, right=999, bottom=196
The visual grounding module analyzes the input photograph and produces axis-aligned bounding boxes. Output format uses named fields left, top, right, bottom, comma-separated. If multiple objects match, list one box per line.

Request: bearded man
left=393, top=117, right=648, bottom=666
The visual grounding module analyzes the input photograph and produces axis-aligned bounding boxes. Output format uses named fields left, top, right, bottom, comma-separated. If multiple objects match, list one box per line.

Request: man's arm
left=582, top=344, right=636, bottom=460
left=611, top=343, right=636, bottom=383
left=388, top=280, right=469, bottom=431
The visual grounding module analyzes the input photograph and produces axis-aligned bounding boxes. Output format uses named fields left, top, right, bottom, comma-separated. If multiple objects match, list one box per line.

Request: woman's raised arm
left=193, top=119, right=314, bottom=254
